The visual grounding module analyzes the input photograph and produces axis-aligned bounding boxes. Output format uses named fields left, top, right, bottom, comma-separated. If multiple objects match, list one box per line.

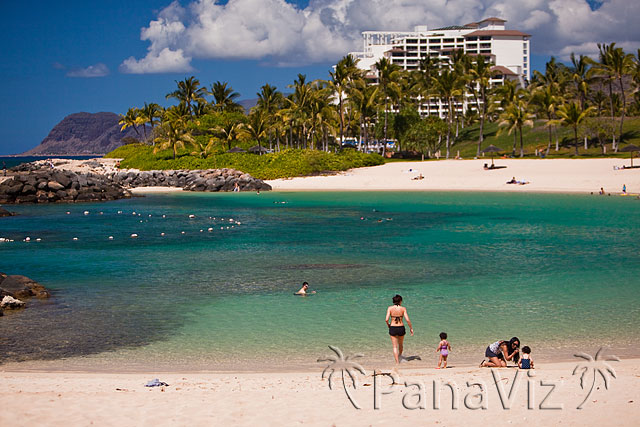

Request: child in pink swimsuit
left=436, top=332, right=451, bottom=369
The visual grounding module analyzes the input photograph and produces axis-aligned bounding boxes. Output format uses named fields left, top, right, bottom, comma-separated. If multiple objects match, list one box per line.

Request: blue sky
left=1, top=0, right=637, bottom=154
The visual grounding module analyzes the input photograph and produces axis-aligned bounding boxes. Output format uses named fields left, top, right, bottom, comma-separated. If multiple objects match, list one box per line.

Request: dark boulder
left=0, top=275, right=51, bottom=299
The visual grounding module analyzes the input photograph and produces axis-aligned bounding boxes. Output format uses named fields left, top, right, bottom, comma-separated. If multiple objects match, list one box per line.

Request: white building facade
left=349, top=17, right=531, bottom=118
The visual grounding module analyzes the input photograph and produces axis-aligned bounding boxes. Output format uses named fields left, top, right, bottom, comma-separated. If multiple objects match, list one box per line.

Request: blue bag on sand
left=145, top=378, right=169, bottom=387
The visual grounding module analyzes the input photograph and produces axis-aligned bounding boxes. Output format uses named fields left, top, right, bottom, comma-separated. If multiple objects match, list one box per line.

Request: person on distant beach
left=436, top=332, right=451, bottom=369
left=599, top=187, right=605, bottom=195
left=2, top=161, right=6, bottom=176
left=622, top=184, right=627, bottom=194
left=233, top=182, right=240, bottom=192
left=507, top=177, right=517, bottom=184
left=518, top=346, right=534, bottom=369
left=295, top=282, right=315, bottom=295
left=480, top=337, right=520, bottom=368
left=385, top=294, right=414, bottom=364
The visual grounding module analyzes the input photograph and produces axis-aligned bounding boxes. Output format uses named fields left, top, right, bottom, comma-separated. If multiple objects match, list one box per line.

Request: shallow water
left=1, top=191, right=639, bottom=370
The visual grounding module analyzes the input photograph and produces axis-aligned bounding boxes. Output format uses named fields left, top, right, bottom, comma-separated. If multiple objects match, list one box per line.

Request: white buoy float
left=181, top=231, right=186, bottom=234
left=208, top=227, right=213, bottom=232
left=108, top=236, right=114, bottom=240
left=117, top=211, right=122, bottom=214
left=66, top=211, right=71, bottom=215
left=36, top=238, right=41, bottom=242
left=84, top=211, right=89, bottom=215
left=189, top=214, right=196, bottom=218
left=24, top=237, right=31, bottom=242
left=162, top=215, right=166, bottom=218
left=199, top=229, right=203, bottom=233
left=73, top=237, right=78, bottom=241
left=131, top=234, right=138, bottom=238
left=132, top=212, right=136, bottom=215
left=160, top=232, right=165, bottom=236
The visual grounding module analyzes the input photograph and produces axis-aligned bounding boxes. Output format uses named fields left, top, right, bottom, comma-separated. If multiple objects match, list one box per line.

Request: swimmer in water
left=295, top=282, right=316, bottom=295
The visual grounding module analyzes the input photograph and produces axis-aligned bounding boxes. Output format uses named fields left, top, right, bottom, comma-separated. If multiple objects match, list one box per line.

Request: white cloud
left=66, top=63, right=110, bottom=78
left=120, top=0, right=640, bottom=73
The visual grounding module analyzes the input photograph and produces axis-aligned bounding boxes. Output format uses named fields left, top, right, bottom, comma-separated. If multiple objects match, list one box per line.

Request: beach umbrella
left=227, top=146, right=246, bottom=153
left=619, top=144, right=640, bottom=168
left=481, top=145, right=503, bottom=167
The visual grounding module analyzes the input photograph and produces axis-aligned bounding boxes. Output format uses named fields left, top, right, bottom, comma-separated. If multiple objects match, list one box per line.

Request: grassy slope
left=442, top=116, right=640, bottom=159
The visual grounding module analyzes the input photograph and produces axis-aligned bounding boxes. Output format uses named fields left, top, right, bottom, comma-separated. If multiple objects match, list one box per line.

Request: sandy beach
left=2, top=358, right=638, bottom=426
left=266, top=158, right=640, bottom=194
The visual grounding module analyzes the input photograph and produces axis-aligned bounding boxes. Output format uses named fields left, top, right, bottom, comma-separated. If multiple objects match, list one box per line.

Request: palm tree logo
left=573, top=348, right=620, bottom=409
left=318, top=345, right=366, bottom=409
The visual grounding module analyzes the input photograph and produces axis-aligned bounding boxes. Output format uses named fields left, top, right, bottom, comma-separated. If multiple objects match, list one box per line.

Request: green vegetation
left=109, top=43, right=640, bottom=176
left=106, top=145, right=383, bottom=180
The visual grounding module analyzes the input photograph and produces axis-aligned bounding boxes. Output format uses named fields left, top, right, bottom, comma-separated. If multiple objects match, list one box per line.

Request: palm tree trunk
left=555, top=127, right=559, bottom=151
left=608, top=80, right=617, bottom=151
left=519, top=125, right=524, bottom=158
left=618, top=76, right=626, bottom=145
left=512, top=133, right=517, bottom=157
left=574, top=127, right=579, bottom=156
left=546, top=125, right=552, bottom=156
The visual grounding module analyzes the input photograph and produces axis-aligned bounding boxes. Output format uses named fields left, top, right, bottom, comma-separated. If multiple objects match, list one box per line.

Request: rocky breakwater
left=0, top=273, right=51, bottom=316
left=0, top=169, right=132, bottom=204
left=109, top=168, right=272, bottom=192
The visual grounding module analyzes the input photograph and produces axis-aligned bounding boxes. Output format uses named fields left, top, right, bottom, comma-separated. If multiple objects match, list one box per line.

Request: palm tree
left=240, top=110, right=269, bottom=153
left=350, top=79, right=380, bottom=150
left=589, top=44, right=619, bottom=150
left=328, top=55, right=361, bottom=145
left=318, top=345, right=365, bottom=409
left=531, top=86, right=559, bottom=155
left=215, top=120, right=242, bottom=151
left=165, top=76, right=206, bottom=117
left=570, top=53, right=591, bottom=110
left=209, top=81, right=242, bottom=113
left=555, top=102, right=595, bottom=155
left=573, top=348, right=619, bottom=409
left=467, top=55, right=495, bottom=156
left=284, top=74, right=313, bottom=149
left=138, top=103, right=163, bottom=141
left=255, top=84, right=284, bottom=151
left=607, top=45, right=634, bottom=144
left=154, top=105, right=195, bottom=160
left=374, top=57, right=401, bottom=146
left=431, top=68, right=463, bottom=158
left=498, top=99, right=534, bottom=158
left=119, top=107, right=140, bottom=136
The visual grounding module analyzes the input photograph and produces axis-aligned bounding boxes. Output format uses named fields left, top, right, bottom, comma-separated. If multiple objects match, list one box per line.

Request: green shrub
left=105, top=145, right=384, bottom=179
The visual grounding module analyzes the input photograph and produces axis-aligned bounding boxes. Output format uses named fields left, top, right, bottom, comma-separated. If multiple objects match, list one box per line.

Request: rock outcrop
left=22, top=112, right=141, bottom=155
left=109, top=168, right=272, bottom=192
left=0, top=207, right=15, bottom=217
left=0, top=170, right=132, bottom=204
left=0, top=275, right=51, bottom=299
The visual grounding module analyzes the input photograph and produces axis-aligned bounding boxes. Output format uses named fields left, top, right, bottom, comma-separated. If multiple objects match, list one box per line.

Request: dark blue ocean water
left=1, top=191, right=638, bottom=370
left=0, top=156, right=96, bottom=170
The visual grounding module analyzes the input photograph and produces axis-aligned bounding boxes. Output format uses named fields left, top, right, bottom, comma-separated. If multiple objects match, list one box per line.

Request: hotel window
left=457, top=38, right=465, bottom=42
left=430, top=38, right=441, bottom=43
left=443, top=38, right=454, bottom=43
left=406, top=39, right=418, bottom=44
left=480, top=43, right=491, bottom=49
left=466, top=36, right=478, bottom=41
left=523, top=57, right=527, bottom=63
left=480, top=36, right=491, bottom=40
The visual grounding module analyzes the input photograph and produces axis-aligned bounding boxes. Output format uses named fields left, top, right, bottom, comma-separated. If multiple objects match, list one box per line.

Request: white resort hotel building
left=349, top=17, right=531, bottom=118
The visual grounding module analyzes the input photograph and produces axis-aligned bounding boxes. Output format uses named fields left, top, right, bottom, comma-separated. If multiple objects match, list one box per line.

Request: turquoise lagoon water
left=1, top=191, right=638, bottom=370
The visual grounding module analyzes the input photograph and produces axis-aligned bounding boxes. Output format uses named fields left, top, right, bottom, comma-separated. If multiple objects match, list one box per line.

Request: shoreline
left=266, top=158, right=640, bottom=194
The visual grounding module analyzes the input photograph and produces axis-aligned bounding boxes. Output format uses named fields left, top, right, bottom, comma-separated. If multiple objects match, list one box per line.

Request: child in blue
left=436, top=332, right=451, bottom=369
left=518, top=346, right=534, bottom=369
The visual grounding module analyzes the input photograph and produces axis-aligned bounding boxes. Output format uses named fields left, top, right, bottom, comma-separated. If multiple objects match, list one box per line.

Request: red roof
left=464, top=30, right=531, bottom=37
left=479, top=17, right=507, bottom=23
left=491, top=65, right=517, bottom=76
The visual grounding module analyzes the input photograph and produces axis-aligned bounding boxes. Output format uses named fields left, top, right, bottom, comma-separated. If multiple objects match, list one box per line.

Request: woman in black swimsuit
left=385, top=294, right=414, bottom=364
